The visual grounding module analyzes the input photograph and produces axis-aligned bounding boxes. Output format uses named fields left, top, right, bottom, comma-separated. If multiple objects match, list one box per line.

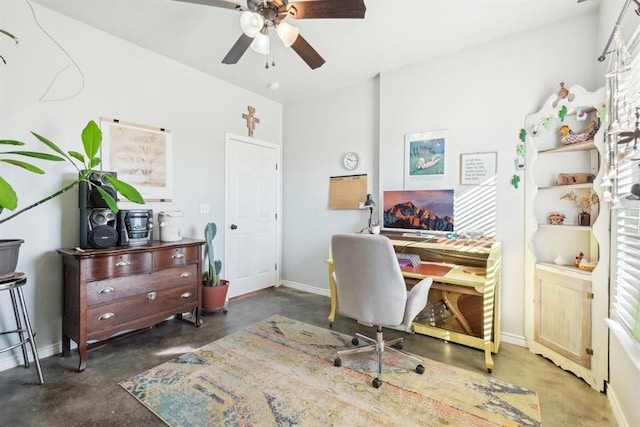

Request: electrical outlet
left=199, top=203, right=210, bottom=214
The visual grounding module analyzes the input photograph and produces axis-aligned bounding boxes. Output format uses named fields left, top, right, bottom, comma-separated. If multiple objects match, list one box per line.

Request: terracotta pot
left=202, top=279, right=229, bottom=313
left=0, top=239, right=24, bottom=279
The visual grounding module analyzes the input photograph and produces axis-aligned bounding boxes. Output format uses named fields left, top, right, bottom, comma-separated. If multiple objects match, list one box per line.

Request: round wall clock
left=343, top=152, right=360, bottom=170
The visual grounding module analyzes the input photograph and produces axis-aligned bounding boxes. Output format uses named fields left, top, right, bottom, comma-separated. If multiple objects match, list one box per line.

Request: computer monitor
left=381, top=189, right=454, bottom=234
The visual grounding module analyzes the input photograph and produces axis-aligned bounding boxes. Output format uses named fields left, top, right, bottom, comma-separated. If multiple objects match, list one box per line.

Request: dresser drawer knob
left=180, top=272, right=191, bottom=278
left=98, top=313, right=115, bottom=321
left=180, top=292, right=192, bottom=299
left=115, top=260, right=131, bottom=267
left=98, top=287, right=115, bottom=294
left=172, top=252, right=185, bottom=259
left=148, top=292, right=157, bottom=300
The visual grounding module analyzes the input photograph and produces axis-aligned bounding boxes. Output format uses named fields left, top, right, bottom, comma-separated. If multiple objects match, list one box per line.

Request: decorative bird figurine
left=560, top=121, right=599, bottom=145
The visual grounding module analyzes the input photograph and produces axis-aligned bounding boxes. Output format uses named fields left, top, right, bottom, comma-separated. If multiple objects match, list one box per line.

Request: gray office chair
left=331, top=233, right=433, bottom=388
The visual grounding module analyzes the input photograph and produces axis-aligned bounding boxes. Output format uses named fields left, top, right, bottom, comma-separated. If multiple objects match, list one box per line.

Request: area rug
left=120, top=315, right=541, bottom=426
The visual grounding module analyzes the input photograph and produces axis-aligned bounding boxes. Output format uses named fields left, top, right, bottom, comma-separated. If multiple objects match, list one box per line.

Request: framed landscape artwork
left=404, top=130, right=447, bottom=188
left=100, top=117, right=173, bottom=202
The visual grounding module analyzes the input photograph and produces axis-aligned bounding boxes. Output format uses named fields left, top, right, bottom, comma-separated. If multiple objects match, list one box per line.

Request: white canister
left=158, top=211, right=184, bottom=242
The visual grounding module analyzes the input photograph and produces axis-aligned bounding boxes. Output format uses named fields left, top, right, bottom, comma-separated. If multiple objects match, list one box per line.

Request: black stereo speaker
left=79, top=208, right=119, bottom=249
left=79, top=170, right=117, bottom=209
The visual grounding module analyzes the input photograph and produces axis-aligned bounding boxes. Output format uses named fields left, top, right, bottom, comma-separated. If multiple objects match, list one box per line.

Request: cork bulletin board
left=329, top=174, right=367, bottom=209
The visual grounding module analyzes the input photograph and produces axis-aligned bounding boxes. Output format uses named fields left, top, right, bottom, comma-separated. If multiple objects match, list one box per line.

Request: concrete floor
left=0, top=287, right=616, bottom=426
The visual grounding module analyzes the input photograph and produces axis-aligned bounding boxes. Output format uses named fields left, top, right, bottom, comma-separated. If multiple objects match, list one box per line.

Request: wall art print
left=404, top=130, right=447, bottom=188
left=100, top=118, right=173, bottom=202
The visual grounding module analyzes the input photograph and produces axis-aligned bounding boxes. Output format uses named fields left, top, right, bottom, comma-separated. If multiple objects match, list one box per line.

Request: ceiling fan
left=173, top=0, right=366, bottom=69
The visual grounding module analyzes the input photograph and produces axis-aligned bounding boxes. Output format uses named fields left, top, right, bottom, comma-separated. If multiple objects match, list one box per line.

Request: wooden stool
left=0, top=273, right=44, bottom=384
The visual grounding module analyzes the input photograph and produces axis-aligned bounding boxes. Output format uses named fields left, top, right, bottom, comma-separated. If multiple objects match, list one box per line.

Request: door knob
left=230, top=224, right=238, bottom=230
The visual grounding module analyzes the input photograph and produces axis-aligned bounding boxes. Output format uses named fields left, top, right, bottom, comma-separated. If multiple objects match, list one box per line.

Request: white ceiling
left=31, top=0, right=600, bottom=104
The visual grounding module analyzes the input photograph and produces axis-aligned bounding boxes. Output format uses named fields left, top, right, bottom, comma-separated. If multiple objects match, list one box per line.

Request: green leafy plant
left=0, top=120, right=144, bottom=224
left=203, top=222, right=223, bottom=287
left=1, top=28, right=19, bottom=64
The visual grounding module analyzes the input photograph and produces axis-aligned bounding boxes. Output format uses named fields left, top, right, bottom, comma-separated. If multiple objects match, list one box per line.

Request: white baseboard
left=0, top=341, right=61, bottom=373
left=607, top=384, right=629, bottom=427
left=0, top=283, right=527, bottom=372
left=280, top=282, right=527, bottom=347
left=500, top=331, right=527, bottom=347
left=280, top=280, right=330, bottom=298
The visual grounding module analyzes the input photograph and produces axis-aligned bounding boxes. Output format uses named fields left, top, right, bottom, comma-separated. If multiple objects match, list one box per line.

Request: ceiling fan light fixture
left=276, top=22, right=299, bottom=47
left=251, top=31, right=270, bottom=55
left=240, top=11, right=264, bottom=37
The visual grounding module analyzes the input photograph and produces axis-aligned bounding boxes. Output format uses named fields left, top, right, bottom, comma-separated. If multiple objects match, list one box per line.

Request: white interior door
left=225, top=133, right=280, bottom=298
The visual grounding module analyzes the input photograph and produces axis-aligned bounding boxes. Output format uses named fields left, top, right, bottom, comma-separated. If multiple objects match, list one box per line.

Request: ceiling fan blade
left=290, top=34, right=325, bottom=69
left=222, top=33, right=254, bottom=64
left=287, top=0, right=366, bottom=19
left=172, top=0, right=243, bottom=10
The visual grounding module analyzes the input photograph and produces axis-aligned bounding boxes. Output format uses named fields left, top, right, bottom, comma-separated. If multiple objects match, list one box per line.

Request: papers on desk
left=396, top=253, right=421, bottom=267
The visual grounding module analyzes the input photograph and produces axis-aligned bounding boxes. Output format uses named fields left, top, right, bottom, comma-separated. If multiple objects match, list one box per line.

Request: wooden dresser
left=57, top=238, right=204, bottom=371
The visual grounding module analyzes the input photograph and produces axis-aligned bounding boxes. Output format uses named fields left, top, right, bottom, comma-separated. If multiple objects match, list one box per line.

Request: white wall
left=0, top=1, right=282, bottom=369
left=282, top=78, right=379, bottom=294
left=379, top=13, right=600, bottom=339
left=283, top=12, right=599, bottom=340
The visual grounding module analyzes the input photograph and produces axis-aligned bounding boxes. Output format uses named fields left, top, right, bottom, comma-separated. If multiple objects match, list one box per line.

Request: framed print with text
left=460, top=152, right=497, bottom=185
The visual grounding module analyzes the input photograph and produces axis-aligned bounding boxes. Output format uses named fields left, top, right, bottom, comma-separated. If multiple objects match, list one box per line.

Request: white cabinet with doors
left=524, top=84, right=609, bottom=391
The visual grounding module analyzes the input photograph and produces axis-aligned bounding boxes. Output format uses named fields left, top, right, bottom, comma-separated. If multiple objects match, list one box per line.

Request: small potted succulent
left=201, top=222, right=229, bottom=313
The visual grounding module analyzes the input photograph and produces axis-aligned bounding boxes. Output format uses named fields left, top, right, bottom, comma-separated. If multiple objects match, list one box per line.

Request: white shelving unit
left=523, top=84, right=609, bottom=391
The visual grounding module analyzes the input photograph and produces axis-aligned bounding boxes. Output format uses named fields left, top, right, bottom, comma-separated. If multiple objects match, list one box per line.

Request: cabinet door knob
left=98, top=313, right=115, bottom=321
left=98, top=287, right=115, bottom=294
left=116, top=260, right=131, bottom=267
left=180, top=272, right=191, bottom=278
left=180, top=292, right=192, bottom=299
left=172, top=253, right=185, bottom=259
left=230, top=224, right=238, bottom=230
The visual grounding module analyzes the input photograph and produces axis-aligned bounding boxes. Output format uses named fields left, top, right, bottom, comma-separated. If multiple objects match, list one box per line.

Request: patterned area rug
left=120, top=315, right=541, bottom=426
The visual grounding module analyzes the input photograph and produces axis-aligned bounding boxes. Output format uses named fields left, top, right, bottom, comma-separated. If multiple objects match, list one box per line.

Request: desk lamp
left=364, top=193, right=376, bottom=229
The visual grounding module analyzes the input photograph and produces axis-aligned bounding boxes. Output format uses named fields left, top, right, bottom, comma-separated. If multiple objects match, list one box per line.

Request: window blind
left=608, top=27, right=640, bottom=344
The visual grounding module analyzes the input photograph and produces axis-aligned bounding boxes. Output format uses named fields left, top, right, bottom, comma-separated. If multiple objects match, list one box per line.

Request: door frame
left=224, top=132, right=282, bottom=296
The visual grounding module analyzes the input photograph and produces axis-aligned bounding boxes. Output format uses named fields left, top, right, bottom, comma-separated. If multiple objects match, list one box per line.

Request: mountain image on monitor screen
left=382, top=190, right=454, bottom=231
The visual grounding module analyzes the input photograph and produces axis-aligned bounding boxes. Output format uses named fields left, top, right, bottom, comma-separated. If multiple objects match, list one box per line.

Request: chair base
left=334, top=327, right=424, bottom=388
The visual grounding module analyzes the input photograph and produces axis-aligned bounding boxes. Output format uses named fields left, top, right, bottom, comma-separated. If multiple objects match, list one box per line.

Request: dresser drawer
left=86, top=264, right=198, bottom=307
left=153, top=246, right=199, bottom=269
left=86, top=284, right=198, bottom=332
left=84, top=252, right=153, bottom=281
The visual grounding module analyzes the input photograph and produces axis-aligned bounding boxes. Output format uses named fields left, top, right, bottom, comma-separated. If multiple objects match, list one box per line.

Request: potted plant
left=560, top=189, right=599, bottom=226
left=0, top=120, right=144, bottom=277
left=201, top=222, right=229, bottom=314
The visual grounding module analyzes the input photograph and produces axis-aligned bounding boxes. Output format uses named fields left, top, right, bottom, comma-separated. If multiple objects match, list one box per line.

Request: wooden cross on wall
left=242, top=106, right=260, bottom=137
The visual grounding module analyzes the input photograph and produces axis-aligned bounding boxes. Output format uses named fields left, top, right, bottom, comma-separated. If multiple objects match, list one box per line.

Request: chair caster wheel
left=222, top=309, right=228, bottom=314
left=372, top=378, right=382, bottom=388
left=334, top=358, right=342, bottom=367
left=393, top=342, right=403, bottom=350
left=351, top=337, right=359, bottom=346
left=416, top=364, right=425, bottom=374
left=487, top=368, right=492, bottom=374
